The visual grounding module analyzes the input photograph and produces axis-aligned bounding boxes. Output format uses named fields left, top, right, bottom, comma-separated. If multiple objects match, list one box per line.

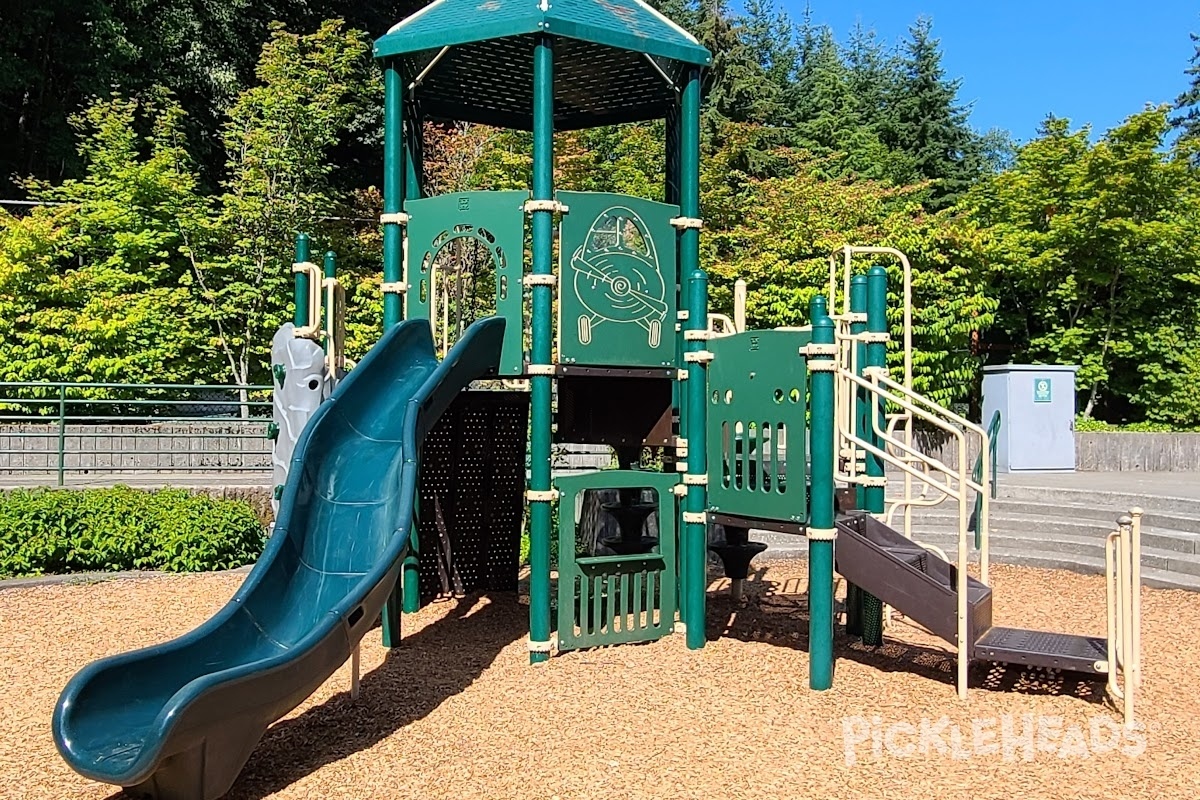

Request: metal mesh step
left=975, top=626, right=1108, bottom=674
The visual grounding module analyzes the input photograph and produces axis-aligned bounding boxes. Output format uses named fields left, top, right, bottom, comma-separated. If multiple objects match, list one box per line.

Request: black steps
left=834, top=514, right=993, bottom=652
left=975, top=627, right=1108, bottom=675
left=834, top=513, right=1110, bottom=676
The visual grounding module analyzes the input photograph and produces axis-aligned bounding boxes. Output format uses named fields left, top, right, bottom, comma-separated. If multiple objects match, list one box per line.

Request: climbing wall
left=415, top=390, right=530, bottom=600
left=269, top=323, right=329, bottom=517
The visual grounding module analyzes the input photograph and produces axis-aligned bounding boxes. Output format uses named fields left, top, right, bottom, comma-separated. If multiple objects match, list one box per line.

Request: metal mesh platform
left=975, top=627, right=1108, bottom=675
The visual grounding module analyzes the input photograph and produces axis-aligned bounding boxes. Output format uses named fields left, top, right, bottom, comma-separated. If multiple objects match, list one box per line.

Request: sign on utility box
left=982, top=364, right=1078, bottom=473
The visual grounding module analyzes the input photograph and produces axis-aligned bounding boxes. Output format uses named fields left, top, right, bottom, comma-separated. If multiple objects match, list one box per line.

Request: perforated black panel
left=406, top=35, right=681, bottom=130
left=416, top=391, right=530, bottom=601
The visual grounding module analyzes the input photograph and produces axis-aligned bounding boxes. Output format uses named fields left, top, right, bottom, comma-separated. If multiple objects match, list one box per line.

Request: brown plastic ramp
left=835, top=514, right=993, bottom=653
left=975, top=627, right=1108, bottom=674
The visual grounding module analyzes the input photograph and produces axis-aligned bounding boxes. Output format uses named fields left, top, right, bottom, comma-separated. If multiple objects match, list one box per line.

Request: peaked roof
left=374, top=0, right=711, bottom=66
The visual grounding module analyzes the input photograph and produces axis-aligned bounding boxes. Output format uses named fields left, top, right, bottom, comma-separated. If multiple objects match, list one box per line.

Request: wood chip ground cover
left=2, top=562, right=1197, bottom=799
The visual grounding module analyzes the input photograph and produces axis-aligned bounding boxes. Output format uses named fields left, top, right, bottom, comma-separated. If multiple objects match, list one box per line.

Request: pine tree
left=844, top=20, right=892, bottom=121
left=788, top=28, right=890, bottom=179
left=742, top=0, right=798, bottom=91
left=884, top=17, right=982, bottom=207
left=1173, top=32, right=1200, bottom=141
left=693, top=0, right=783, bottom=131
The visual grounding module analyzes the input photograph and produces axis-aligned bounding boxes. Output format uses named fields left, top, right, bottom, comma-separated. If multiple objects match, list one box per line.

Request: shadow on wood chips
left=208, top=593, right=527, bottom=800
left=708, top=566, right=1108, bottom=706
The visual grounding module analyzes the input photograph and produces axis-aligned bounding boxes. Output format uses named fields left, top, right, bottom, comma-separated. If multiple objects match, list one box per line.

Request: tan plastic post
left=734, top=279, right=747, bottom=333
left=1130, top=507, right=1143, bottom=689
left=292, top=261, right=323, bottom=338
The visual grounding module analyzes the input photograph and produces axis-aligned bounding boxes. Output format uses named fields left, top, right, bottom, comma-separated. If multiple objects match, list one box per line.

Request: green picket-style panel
left=555, top=470, right=679, bottom=651
left=706, top=329, right=812, bottom=522
left=403, top=191, right=526, bottom=375
left=557, top=192, right=679, bottom=368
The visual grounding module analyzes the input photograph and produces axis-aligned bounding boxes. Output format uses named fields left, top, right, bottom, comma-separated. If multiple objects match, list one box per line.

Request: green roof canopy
left=374, top=0, right=711, bottom=130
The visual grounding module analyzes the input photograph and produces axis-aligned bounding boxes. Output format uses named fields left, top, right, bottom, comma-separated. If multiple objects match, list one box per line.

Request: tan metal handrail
left=323, top=276, right=346, bottom=378
left=834, top=365, right=991, bottom=700
left=292, top=261, right=324, bottom=339
left=1105, top=508, right=1143, bottom=728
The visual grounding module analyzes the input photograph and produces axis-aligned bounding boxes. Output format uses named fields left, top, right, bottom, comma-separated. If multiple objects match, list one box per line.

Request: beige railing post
left=733, top=279, right=747, bottom=333
left=1106, top=509, right=1142, bottom=728
left=1130, top=507, right=1142, bottom=689
left=291, top=261, right=323, bottom=339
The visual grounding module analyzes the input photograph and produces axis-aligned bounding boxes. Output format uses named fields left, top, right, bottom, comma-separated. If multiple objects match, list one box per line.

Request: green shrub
left=1074, top=416, right=1200, bottom=433
left=0, top=487, right=267, bottom=578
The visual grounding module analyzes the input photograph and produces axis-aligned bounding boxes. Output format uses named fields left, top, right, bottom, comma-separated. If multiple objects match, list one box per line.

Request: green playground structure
left=52, top=2, right=1145, bottom=798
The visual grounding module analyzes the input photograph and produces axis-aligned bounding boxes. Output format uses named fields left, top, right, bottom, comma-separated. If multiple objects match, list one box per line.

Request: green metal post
left=808, top=295, right=836, bottom=690
left=849, top=276, right=868, bottom=509
left=404, top=103, right=422, bottom=202
left=810, top=294, right=827, bottom=323
left=528, top=34, right=555, bottom=665
left=681, top=67, right=707, bottom=651
left=665, top=98, right=685, bottom=618
left=57, top=384, right=66, bottom=487
left=381, top=59, right=406, bottom=647
left=293, top=233, right=311, bottom=328
left=397, top=72, right=425, bottom=619
left=382, top=60, right=405, bottom=330
left=864, top=267, right=888, bottom=512
left=845, top=275, right=868, bottom=636
left=859, top=265, right=890, bottom=647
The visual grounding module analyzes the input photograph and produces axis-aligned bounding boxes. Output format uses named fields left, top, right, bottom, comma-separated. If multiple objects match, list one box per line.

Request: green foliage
left=881, top=18, right=985, bottom=207
left=0, top=94, right=209, bottom=387
left=197, top=20, right=377, bottom=387
left=965, top=108, right=1200, bottom=426
left=0, top=21, right=380, bottom=392
left=1074, top=416, right=1200, bottom=433
left=702, top=140, right=995, bottom=407
left=0, top=0, right=402, bottom=194
left=0, top=487, right=266, bottom=578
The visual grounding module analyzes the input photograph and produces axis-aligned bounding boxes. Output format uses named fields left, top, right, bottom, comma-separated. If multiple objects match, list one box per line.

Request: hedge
left=0, top=487, right=267, bottom=578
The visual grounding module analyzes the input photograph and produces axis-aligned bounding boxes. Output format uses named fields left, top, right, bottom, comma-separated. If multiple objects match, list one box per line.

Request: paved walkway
left=997, top=471, right=1200, bottom=500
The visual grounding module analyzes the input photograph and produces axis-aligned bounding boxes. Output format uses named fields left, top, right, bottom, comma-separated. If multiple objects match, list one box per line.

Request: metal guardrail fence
left=0, top=382, right=273, bottom=486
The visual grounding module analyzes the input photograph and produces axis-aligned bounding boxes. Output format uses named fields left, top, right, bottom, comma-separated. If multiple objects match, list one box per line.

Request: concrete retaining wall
left=1076, top=432, right=1200, bottom=472
left=912, top=429, right=1200, bottom=473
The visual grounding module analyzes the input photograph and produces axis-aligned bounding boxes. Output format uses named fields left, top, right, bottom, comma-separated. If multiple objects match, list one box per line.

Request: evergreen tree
left=884, top=18, right=981, bottom=207
left=1173, top=32, right=1200, bottom=142
left=788, top=28, right=890, bottom=179
left=693, top=0, right=783, bottom=132
left=742, top=0, right=797, bottom=91
left=843, top=20, right=892, bottom=122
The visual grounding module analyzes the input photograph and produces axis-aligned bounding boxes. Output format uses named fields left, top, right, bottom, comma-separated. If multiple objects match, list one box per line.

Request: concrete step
left=899, top=531, right=1200, bottom=578
left=996, top=484, right=1200, bottom=518
left=902, top=499, right=1200, bottom=537
left=908, top=515, right=1200, bottom=556
left=885, top=480, right=1200, bottom=519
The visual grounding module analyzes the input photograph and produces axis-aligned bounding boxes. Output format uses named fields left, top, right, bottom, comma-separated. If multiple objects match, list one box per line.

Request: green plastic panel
left=558, top=192, right=679, bottom=368
left=706, top=330, right=812, bottom=522
left=404, top=191, right=526, bottom=375
left=555, top=470, right=679, bottom=651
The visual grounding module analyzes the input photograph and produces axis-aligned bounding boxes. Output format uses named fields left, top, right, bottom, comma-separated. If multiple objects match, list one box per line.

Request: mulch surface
left=2, top=562, right=1198, bottom=799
